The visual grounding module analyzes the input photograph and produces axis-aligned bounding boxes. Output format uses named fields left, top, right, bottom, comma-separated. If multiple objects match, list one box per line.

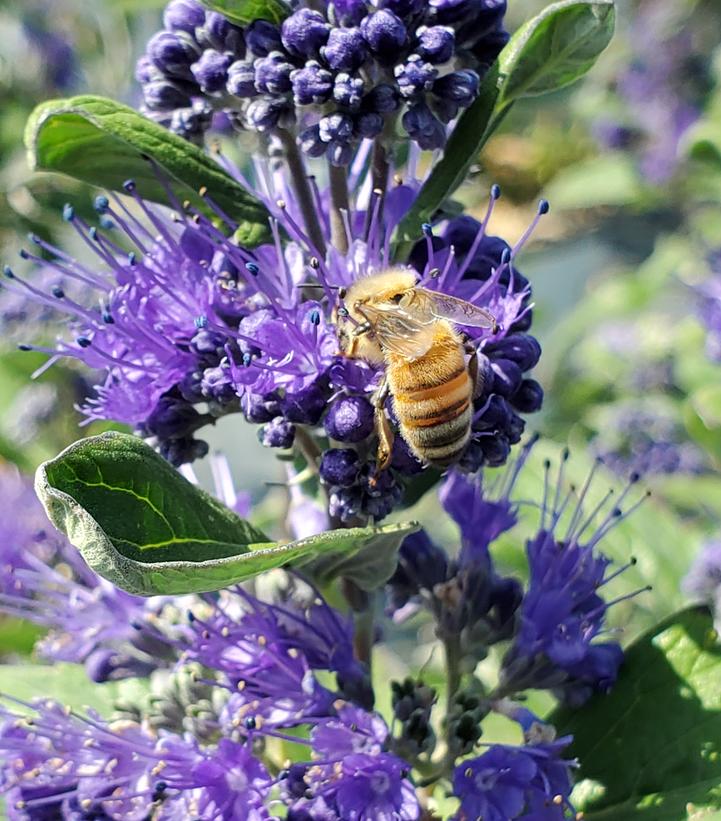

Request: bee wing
left=358, top=302, right=437, bottom=360
left=417, top=289, right=498, bottom=330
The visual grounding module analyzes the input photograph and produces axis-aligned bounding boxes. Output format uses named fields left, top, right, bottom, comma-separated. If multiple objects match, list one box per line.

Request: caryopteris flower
left=137, top=0, right=507, bottom=156
left=5, top=167, right=545, bottom=521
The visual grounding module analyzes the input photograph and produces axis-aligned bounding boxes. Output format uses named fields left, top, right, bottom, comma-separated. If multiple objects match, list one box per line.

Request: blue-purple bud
left=490, top=358, right=523, bottom=398
left=243, top=391, right=282, bottom=423
left=333, top=72, right=365, bottom=110
left=143, top=79, right=193, bottom=111
left=321, top=27, right=367, bottom=71
left=135, top=55, right=162, bottom=84
left=433, top=69, right=479, bottom=106
left=292, top=61, right=334, bottom=105
left=320, top=448, right=360, bottom=487
left=281, top=8, right=331, bottom=58
left=227, top=60, right=257, bottom=97
left=361, top=10, right=407, bottom=58
left=254, top=51, right=294, bottom=95
left=163, top=0, right=205, bottom=33
left=395, top=55, right=438, bottom=98
left=511, top=379, right=544, bottom=413
left=416, top=25, right=455, bottom=63
left=485, top=334, right=541, bottom=372
left=402, top=100, right=446, bottom=150
left=298, top=124, right=327, bottom=157
left=480, top=434, right=511, bottom=467
left=196, top=12, right=245, bottom=54
left=282, top=381, right=328, bottom=424
left=261, top=416, right=296, bottom=448
left=246, top=95, right=287, bottom=131
left=245, top=20, right=283, bottom=56
left=191, top=49, right=232, bottom=93
left=201, top=366, right=237, bottom=404
left=190, top=328, right=226, bottom=358
left=170, top=102, right=212, bottom=140
left=146, top=397, right=202, bottom=440
left=364, top=83, right=400, bottom=113
left=147, top=30, right=199, bottom=78
left=324, top=396, right=375, bottom=442
left=319, top=112, right=354, bottom=144
left=355, top=111, right=384, bottom=138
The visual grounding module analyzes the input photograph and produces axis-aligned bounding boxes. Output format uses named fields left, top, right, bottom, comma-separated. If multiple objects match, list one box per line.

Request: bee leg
left=371, top=377, right=394, bottom=477
left=344, top=321, right=373, bottom=358
left=465, top=341, right=484, bottom=400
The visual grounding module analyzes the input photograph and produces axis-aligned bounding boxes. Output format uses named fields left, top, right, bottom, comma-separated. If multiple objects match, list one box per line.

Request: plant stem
left=342, top=578, right=375, bottom=670
left=442, top=634, right=462, bottom=775
left=328, top=161, right=350, bottom=255
left=276, top=128, right=327, bottom=256
left=365, top=138, right=391, bottom=238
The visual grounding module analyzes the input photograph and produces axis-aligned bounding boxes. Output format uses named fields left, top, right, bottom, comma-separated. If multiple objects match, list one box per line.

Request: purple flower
left=500, top=455, right=647, bottom=705
left=318, top=753, right=419, bottom=821
left=452, top=737, right=575, bottom=821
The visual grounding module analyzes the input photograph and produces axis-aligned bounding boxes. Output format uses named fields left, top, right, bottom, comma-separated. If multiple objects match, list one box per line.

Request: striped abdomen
left=388, top=327, right=472, bottom=469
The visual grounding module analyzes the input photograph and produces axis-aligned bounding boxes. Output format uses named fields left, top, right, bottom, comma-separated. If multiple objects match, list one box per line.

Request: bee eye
left=338, top=307, right=349, bottom=318
left=390, top=293, right=404, bottom=304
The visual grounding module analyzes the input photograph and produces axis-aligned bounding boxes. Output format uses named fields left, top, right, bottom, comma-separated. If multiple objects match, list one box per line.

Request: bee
left=334, top=268, right=498, bottom=471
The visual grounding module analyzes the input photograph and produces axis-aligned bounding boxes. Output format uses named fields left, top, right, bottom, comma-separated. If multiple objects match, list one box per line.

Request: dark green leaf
left=36, top=432, right=417, bottom=595
left=25, top=95, right=271, bottom=245
left=302, top=520, right=419, bottom=591
left=683, top=123, right=721, bottom=169
left=394, top=64, right=501, bottom=252
left=199, top=0, right=290, bottom=24
left=499, top=0, right=615, bottom=103
left=553, top=608, right=721, bottom=820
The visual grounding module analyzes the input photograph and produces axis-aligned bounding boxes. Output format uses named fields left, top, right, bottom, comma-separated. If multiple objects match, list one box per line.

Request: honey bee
left=334, top=268, right=498, bottom=471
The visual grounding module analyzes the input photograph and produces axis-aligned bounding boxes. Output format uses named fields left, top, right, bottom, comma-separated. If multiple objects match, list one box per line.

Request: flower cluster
left=0, top=465, right=178, bottom=682
left=683, top=541, right=721, bottom=633
left=138, top=0, right=508, bottom=156
left=6, top=167, right=544, bottom=520
left=388, top=441, right=645, bottom=710
left=0, top=439, right=645, bottom=818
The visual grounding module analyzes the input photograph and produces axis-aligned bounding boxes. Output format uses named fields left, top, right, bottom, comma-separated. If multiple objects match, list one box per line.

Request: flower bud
left=432, top=69, right=479, bottom=106
left=320, top=448, right=360, bottom=487
left=324, top=395, right=374, bottom=442
left=402, top=100, right=446, bottom=150
left=147, top=30, right=199, bottom=78
left=245, top=20, right=283, bottom=56
left=361, top=10, right=407, bottom=57
left=333, top=72, right=365, bottom=110
left=246, top=95, right=287, bottom=131
left=292, top=61, right=334, bottom=105
left=321, top=27, right=367, bottom=71
left=395, top=54, right=437, bottom=98
left=254, top=51, right=294, bottom=95
left=163, top=0, right=205, bottom=33
left=227, top=60, right=257, bottom=98
left=191, top=49, right=232, bottom=94
left=281, top=8, right=331, bottom=58
left=416, top=25, right=455, bottom=63
left=511, top=379, right=544, bottom=413
left=260, top=416, right=296, bottom=448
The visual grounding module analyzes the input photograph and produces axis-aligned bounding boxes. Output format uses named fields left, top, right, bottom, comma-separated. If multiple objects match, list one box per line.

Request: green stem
left=342, top=578, right=375, bottom=670
left=442, top=634, right=462, bottom=774
left=328, top=161, right=350, bottom=255
left=276, top=128, right=326, bottom=256
left=364, top=139, right=391, bottom=239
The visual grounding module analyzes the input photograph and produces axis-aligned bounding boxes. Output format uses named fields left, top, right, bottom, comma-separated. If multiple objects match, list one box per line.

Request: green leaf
left=552, top=608, right=721, bottom=820
left=25, top=95, right=271, bottom=245
left=35, top=432, right=418, bottom=596
left=0, top=663, right=141, bottom=716
left=303, top=519, right=420, bottom=591
left=683, top=122, right=721, bottom=169
left=199, top=0, right=290, bottom=25
left=499, top=0, right=616, bottom=104
left=394, top=64, right=501, bottom=251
